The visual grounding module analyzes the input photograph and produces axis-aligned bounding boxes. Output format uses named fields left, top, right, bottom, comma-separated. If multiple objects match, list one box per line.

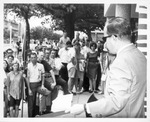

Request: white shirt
left=30, top=43, right=37, bottom=51
left=81, top=46, right=91, bottom=59
left=27, top=62, right=45, bottom=83
left=58, top=47, right=70, bottom=63
left=67, top=47, right=76, bottom=70
left=117, top=43, right=133, bottom=56
left=49, top=58, right=62, bottom=75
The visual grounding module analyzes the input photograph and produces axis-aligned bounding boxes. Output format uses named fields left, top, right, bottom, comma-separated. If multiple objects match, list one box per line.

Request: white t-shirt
left=58, top=47, right=71, bottom=63
left=27, top=62, right=45, bottom=83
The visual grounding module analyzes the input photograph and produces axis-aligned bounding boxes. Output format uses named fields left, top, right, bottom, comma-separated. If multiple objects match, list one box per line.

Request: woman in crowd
left=86, top=41, right=100, bottom=93
left=7, top=62, right=24, bottom=117
left=3, top=60, right=10, bottom=117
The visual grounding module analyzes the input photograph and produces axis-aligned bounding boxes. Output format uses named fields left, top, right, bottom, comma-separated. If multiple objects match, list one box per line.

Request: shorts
left=68, top=67, right=77, bottom=78
left=9, top=95, right=21, bottom=107
left=77, top=71, right=84, bottom=81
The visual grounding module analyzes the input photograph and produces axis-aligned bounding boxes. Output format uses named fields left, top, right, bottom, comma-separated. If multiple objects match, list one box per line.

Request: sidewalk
left=18, top=89, right=103, bottom=118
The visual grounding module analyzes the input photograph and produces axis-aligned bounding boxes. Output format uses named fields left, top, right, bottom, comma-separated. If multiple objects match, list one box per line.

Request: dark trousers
left=28, top=82, right=41, bottom=117
left=44, top=79, right=56, bottom=101
left=55, top=75, right=69, bottom=95
left=96, top=64, right=101, bottom=90
left=59, top=63, right=68, bottom=82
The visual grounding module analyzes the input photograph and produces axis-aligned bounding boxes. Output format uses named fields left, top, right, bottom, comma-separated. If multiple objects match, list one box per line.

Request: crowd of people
left=65, top=17, right=147, bottom=118
left=3, top=17, right=147, bottom=118
left=3, top=29, right=109, bottom=117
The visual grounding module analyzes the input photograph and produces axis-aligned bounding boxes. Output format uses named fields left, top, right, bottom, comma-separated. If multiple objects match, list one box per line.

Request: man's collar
left=117, top=43, right=133, bottom=55
left=31, top=62, right=37, bottom=66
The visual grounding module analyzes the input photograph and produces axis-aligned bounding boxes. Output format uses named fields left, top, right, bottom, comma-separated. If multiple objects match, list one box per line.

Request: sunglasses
left=102, top=35, right=117, bottom=42
left=102, top=35, right=112, bottom=42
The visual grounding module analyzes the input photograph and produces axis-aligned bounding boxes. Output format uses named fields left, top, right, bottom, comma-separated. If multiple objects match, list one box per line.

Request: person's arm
left=50, top=69, right=56, bottom=89
left=85, top=53, right=89, bottom=72
left=58, top=38, right=62, bottom=48
left=25, top=68, right=33, bottom=96
left=41, top=64, right=45, bottom=88
left=99, top=53, right=104, bottom=73
left=87, top=61, right=132, bottom=117
left=68, top=37, right=71, bottom=42
left=67, top=59, right=132, bottom=117
left=72, top=38, right=75, bottom=45
left=7, top=74, right=10, bottom=100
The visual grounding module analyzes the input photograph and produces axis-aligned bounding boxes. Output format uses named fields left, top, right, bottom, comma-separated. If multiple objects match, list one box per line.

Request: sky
left=6, top=12, right=63, bottom=35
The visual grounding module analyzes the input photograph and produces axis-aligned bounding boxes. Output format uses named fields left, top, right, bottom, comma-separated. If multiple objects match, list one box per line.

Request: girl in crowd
left=7, top=62, right=24, bottom=117
left=86, top=41, right=100, bottom=93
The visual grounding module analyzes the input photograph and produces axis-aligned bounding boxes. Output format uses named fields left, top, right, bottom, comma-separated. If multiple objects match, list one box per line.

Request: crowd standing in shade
left=3, top=28, right=124, bottom=117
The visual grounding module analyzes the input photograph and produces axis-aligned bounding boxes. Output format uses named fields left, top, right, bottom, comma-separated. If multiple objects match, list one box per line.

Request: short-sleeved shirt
left=58, top=47, right=71, bottom=63
left=67, top=47, right=76, bottom=71
left=27, top=62, right=45, bottom=83
left=7, top=71, right=23, bottom=99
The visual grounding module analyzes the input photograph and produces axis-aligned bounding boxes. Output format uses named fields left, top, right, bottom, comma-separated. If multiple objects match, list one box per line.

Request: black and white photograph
left=1, top=0, right=150, bottom=121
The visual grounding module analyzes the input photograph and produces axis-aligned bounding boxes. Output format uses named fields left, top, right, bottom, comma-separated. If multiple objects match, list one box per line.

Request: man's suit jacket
left=88, top=44, right=147, bottom=118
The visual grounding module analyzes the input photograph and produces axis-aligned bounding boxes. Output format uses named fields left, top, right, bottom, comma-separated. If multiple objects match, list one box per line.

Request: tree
left=30, top=26, right=61, bottom=41
left=75, top=4, right=105, bottom=40
left=37, top=4, right=105, bottom=41
left=37, top=4, right=76, bottom=40
left=4, top=4, right=43, bottom=61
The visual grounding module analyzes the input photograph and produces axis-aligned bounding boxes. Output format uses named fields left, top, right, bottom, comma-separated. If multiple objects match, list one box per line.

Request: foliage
left=37, top=4, right=105, bottom=40
left=4, top=4, right=39, bottom=61
left=75, top=4, right=105, bottom=33
left=4, top=4, right=43, bottom=19
left=4, top=4, right=105, bottom=42
left=30, top=26, right=61, bottom=41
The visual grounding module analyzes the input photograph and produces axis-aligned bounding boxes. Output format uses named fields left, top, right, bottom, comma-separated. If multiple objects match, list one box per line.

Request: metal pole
left=21, top=80, right=24, bottom=117
left=10, top=25, right=12, bottom=45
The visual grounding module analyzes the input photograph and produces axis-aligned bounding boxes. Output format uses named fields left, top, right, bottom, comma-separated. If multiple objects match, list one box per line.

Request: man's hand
left=40, top=84, right=45, bottom=91
left=23, top=73, right=26, bottom=78
left=65, top=104, right=84, bottom=115
left=51, top=83, right=56, bottom=89
left=7, top=94, right=10, bottom=101
left=28, top=89, right=33, bottom=96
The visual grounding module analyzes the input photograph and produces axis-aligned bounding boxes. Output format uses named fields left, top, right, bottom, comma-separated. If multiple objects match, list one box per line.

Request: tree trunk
left=87, top=29, right=92, bottom=41
left=23, top=16, right=30, bottom=62
left=64, top=12, right=75, bottom=41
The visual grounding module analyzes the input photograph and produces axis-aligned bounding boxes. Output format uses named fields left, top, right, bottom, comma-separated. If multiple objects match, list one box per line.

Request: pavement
left=17, top=89, right=103, bottom=118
